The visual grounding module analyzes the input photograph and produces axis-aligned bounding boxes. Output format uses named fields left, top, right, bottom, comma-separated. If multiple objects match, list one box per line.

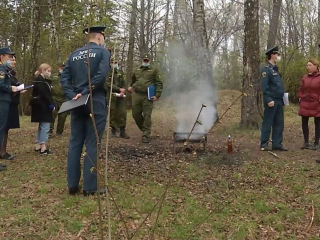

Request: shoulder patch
left=0, top=71, right=5, bottom=79
left=262, top=72, right=266, bottom=78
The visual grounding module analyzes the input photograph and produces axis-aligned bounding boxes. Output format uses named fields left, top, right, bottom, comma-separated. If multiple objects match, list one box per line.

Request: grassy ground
left=1, top=90, right=320, bottom=240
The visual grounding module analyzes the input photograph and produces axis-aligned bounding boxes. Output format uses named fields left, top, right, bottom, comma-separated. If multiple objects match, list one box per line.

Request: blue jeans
left=36, top=122, right=50, bottom=144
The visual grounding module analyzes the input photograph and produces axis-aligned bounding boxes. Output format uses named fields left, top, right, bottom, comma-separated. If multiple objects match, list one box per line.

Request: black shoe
left=272, top=146, right=288, bottom=151
left=69, top=186, right=80, bottom=195
left=111, top=127, right=117, bottom=137
left=301, top=143, right=310, bottom=149
left=120, top=127, right=130, bottom=139
left=83, top=187, right=106, bottom=197
left=312, top=144, right=319, bottom=151
left=40, top=149, right=53, bottom=155
left=0, top=153, right=15, bottom=160
left=0, top=163, right=7, bottom=171
left=142, top=136, right=150, bottom=143
left=260, top=144, right=269, bottom=151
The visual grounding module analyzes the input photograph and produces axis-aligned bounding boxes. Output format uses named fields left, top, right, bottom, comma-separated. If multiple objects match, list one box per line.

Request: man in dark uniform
left=128, top=55, right=163, bottom=143
left=0, top=47, right=18, bottom=171
left=106, top=58, right=130, bottom=139
left=260, top=46, right=287, bottom=151
left=60, top=26, right=110, bottom=196
left=50, top=63, right=68, bottom=136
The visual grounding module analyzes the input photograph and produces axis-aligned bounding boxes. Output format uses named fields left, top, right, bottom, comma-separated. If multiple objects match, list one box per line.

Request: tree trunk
left=146, top=0, right=151, bottom=55
left=162, top=0, right=171, bottom=50
left=267, top=0, right=282, bottom=49
left=241, top=0, right=261, bottom=129
left=139, top=0, right=147, bottom=57
left=48, top=0, right=61, bottom=61
left=126, top=0, right=138, bottom=108
left=48, top=0, right=61, bottom=62
left=299, top=0, right=304, bottom=51
left=21, top=0, right=42, bottom=115
left=193, top=0, right=213, bottom=84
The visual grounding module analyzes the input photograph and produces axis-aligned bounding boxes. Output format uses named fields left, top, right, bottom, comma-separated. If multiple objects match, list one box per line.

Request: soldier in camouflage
left=106, top=58, right=130, bottom=139
left=128, top=55, right=163, bottom=143
left=49, top=63, right=68, bottom=136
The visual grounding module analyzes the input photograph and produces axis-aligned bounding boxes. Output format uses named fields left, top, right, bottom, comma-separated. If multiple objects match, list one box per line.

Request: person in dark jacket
left=0, top=47, right=18, bottom=171
left=298, top=59, right=320, bottom=150
left=0, top=54, right=27, bottom=160
left=31, top=63, right=55, bottom=155
left=60, top=26, right=110, bottom=196
left=260, top=46, right=287, bottom=151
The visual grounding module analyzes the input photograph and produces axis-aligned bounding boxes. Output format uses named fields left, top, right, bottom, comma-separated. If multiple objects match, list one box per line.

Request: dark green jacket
left=130, top=65, right=163, bottom=98
left=51, top=73, right=66, bottom=102
left=0, top=63, right=12, bottom=102
left=261, top=62, right=284, bottom=105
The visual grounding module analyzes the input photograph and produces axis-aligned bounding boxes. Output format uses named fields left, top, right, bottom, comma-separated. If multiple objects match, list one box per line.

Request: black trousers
left=302, top=116, right=320, bottom=144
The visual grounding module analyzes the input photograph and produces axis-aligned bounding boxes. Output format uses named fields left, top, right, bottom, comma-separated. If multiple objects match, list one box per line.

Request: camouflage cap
left=142, top=54, right=150, bottom=61
left=110, top=58, right=118, bottom=63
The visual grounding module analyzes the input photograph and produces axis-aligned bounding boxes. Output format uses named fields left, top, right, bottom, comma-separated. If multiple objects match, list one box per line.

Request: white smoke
left=166, top=41, right=218, bottom=135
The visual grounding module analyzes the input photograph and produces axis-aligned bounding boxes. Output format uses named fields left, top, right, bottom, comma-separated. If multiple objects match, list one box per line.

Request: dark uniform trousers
left=0, top=101, right=10, bottom=144
left=50, top=101, right=68, bottom=134
left=260, top=98, right=284, bottom=148
left=67, top=96, right=107, bottom=192
left=132, top=92, right=153, bottom=138
left=110, top=96, right=127, bottom=128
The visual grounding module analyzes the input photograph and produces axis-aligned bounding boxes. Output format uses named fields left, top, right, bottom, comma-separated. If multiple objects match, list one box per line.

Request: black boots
left=83, top=187, right=107, bottom=197
left=0, top=163, right=7, bottom=171
left=142, top=136, right=150, bottom=143
left=111, top=127, right=117, bottom=137
left=111, top=126, right=130, bottom=139
left=120, top=127, right=130, bottom=139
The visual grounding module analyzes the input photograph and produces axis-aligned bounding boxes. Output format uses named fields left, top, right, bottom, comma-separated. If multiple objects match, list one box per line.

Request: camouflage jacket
left=51, top=73, right=66, bottom=102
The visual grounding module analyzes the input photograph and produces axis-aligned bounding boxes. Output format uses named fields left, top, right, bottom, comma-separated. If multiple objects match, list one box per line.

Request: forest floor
left=1, top=90, right=320, bottom=240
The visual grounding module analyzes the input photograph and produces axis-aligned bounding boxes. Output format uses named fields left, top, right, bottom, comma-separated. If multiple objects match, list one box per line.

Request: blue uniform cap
left=0, top=47, right=15, bottom=56
left=266, top=46, right=280, bottom=56
left=83, top=26, right=106, bottom=38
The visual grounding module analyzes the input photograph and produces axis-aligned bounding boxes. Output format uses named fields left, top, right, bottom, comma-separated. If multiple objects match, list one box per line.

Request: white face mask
left=275, top=55, right=281, bottom=63
left=59, top=69, right=63, bottom=74
left=45, top=71, right=51, bottom=79
left=113, top=64, right=118, bottom=69
left=142, top=62, right=150, bottom=67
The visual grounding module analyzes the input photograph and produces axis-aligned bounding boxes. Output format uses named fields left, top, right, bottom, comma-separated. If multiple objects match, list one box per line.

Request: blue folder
left=147, top=85, right=156, bottom=100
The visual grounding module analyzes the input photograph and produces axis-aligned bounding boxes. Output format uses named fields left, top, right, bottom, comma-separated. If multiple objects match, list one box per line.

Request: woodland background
left=0, top=0, right=318, bottom=126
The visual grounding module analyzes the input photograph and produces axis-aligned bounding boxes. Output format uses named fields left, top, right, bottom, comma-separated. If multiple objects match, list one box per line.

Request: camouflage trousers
left=109, top=96, right=127, bottom=129
left=131, top=92, right=153, bottom=138
left=50, top=101, right=68, bottom=134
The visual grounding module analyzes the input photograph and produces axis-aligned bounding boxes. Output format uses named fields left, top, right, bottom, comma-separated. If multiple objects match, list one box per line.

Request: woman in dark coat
left=298, top=59, right=320, bottom=150
left=30, top=63, right=55, bottom=155
left=0, top=55, right=27, bottom=160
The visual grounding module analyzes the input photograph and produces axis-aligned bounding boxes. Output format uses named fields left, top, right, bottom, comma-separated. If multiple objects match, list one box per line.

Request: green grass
left=1, top=101, right=320, bottom=239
